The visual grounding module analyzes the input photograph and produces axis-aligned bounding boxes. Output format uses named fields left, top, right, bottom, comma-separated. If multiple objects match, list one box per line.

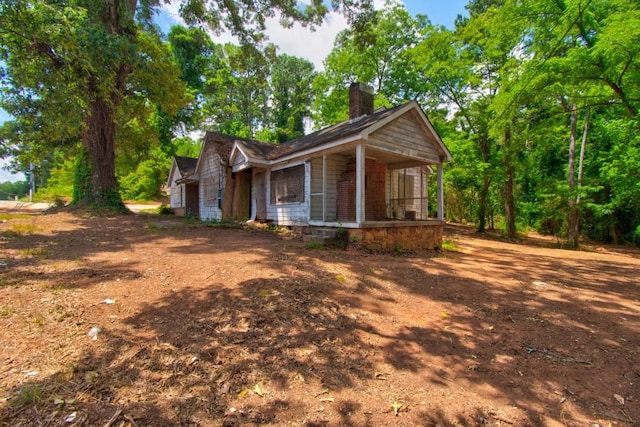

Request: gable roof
left=266, top=103, right=408, bottom=160
left=166, top=155, right=198, bottom=187
left=175, top=156, right=198, bottom=176
left=258, top=101, right=450, bottom=163
left=223, top=101, right=451, bottom=172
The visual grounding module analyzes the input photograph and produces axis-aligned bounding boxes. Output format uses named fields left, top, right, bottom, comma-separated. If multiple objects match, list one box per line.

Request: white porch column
left=322, top=154, right=327, bottom=222
left=437, top=162, right=444, bottom=221
left=356, top=143, right=365, bottom=226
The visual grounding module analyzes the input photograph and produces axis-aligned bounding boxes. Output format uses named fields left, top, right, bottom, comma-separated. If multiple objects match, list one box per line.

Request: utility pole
left=29, top=162, right=34, bottom=202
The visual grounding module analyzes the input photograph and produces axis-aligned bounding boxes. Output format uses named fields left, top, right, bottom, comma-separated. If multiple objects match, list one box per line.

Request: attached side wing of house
left=167, top=156, right=198, bottom=217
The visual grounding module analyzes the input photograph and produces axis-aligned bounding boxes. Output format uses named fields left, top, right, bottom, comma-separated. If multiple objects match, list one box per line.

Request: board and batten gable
left=198, top=145, right=226, bottom=221
left=367, top=110, right=443, bottom=163
left=266, top=161, right=311, bottom=226
left=232, top=149, right=248, bottom=171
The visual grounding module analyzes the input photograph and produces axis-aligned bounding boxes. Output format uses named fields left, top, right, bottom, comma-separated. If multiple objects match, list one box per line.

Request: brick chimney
left=349, top=82, right=374, bottom=119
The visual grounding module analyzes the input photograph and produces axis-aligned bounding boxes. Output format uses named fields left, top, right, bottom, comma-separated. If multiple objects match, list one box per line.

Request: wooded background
left=1, top=0, right=638, bottom=246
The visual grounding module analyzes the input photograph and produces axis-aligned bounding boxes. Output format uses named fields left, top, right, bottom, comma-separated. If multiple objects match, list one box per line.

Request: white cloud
left=261, top=12, right=348, bottom=70
left=0, top=159, right=25, bottom=183
left=159, top=1, right=398, bottom=71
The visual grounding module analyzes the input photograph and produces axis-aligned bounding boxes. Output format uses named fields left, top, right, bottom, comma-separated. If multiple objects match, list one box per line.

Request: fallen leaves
left=253, top=384, right=264, bottom=397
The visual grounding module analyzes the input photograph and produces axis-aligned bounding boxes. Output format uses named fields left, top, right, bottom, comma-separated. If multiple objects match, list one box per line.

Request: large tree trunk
left=477, top=174, right=490, bottom=232
left=567, top=105, right=579, bottom=248
left=477, top=131, right=491, bottom=233
left=74, top=96, right=126, bottom=210
left=503, top=126, right=516, bottom=239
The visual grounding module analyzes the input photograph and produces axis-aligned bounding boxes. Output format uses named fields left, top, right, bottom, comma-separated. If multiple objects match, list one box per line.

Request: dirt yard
left=0, top=210, right=638, bottom=426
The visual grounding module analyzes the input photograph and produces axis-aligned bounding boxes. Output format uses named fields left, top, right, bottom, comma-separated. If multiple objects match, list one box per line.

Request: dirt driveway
left=0, top=211, right=638, bottom=426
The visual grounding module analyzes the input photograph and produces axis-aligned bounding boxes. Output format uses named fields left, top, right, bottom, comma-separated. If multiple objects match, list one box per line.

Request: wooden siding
left=368, top=114, right=441, bottom=163
left=199, top=147, right=226, bottom=221
left=310, top=157, right=323, bottom=221
left=232, top=150, right=247, bottom=168
left=168, top=167, right=184, bottom=209
left=326, top=154, right=347, bottom=221
left=310, top=154, right=348, bottom=222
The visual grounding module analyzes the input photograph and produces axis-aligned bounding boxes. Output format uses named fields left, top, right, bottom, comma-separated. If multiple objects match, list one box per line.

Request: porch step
left=303, top=227, right=338, bottom=245
left=313, top=228, right=337, bottom=239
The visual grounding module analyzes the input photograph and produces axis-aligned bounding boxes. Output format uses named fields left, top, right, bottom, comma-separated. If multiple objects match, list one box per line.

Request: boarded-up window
left=271, top=165, right=304, bottom=204
left=202, top=177, right=217, bottom=206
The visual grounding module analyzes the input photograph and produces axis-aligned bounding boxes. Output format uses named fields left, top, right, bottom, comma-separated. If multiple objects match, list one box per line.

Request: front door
left=185, top=183, right=199, bottom=218
left=254, top=170, right=267, bottom=220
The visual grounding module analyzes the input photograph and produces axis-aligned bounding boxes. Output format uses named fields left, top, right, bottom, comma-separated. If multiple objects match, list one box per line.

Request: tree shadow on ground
left=0, top=213, right=638, bottom=426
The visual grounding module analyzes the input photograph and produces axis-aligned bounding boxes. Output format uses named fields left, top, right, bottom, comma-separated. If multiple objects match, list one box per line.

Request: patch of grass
left=0, top=303, right=14, bottom=318
left=13, top=384, right=44, bottom=408
left=335, top=225, right=349, bottom=248
left=304, top=241, right=324, bottom=249
left=182, top=216, right=202, bottom=224
left=51, top=283, right=67, bottom=293
left=20, top=247, right=46, bottom=258
left=259, top=289, right=273, bottom=298
left=50, top=304, right=73, bottom=322
left=392, top=244, right=405, bottom=255
left=0, top=213, right=30, bottom=221
left=157, top=204, right=173, bottom=215
left=205, top=219, right=239, bottom=228
left=440, top=238, right=460, bottom=252
left=144, top=222, right=162, bottom=232
left=1, top=223, right=44, bottom=238
left=29, top=314, right=46, bottom=330
left=138, top=208, right=160, bottom=214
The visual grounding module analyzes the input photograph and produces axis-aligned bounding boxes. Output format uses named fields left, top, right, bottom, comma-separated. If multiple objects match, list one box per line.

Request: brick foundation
left=348, top=223, right=443, bottom=251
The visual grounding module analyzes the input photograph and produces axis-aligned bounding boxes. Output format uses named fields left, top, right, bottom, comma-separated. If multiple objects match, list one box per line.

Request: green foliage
left=158, top=204, right=173, bottom=215
left=313, top=2, right=423, bottom=127
left=0, top=180, right=29, bottom=200
left=13, top=384, right=44, bottom=408
left=119, top=157, right=165, bottom=201
left=335, top=225, right=349, bottom=249
left=271, top=54, right=316, bottom=142
left=440, top=239, right=460, bottom=252
left=173, top=137, right=201, bottom=158
left=34, top=154, right=75, bottom=203
left=304, top=241, right=324, bottom=249
left=72, top=150, right=92, bottom=206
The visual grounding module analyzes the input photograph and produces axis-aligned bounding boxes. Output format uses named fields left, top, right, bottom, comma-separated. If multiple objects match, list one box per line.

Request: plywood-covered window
left=202, top=177, right=217, bottom=206
left=271, top=165, right=304, bottom=204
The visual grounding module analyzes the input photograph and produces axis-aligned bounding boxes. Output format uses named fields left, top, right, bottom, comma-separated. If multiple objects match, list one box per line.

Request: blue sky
left=0, top=0, right=467, bottom=182
left=405, top=0, right=468, bottom=26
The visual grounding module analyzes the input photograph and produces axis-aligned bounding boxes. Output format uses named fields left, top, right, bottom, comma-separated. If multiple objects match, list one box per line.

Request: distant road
left=0, top=200, right=52, bottom=212
left=0, top=201, right=160, bottom=213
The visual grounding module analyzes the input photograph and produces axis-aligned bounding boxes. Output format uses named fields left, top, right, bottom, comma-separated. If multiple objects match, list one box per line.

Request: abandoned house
left=166, top=83, right=452, bottom=250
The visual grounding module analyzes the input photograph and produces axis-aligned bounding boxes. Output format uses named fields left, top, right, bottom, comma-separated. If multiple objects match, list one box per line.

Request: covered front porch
left=308, top=141, right=446, bottom=250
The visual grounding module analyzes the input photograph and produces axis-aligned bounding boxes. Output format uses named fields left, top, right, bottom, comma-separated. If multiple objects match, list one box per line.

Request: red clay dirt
left=0, top=211, right=638, bottom=426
